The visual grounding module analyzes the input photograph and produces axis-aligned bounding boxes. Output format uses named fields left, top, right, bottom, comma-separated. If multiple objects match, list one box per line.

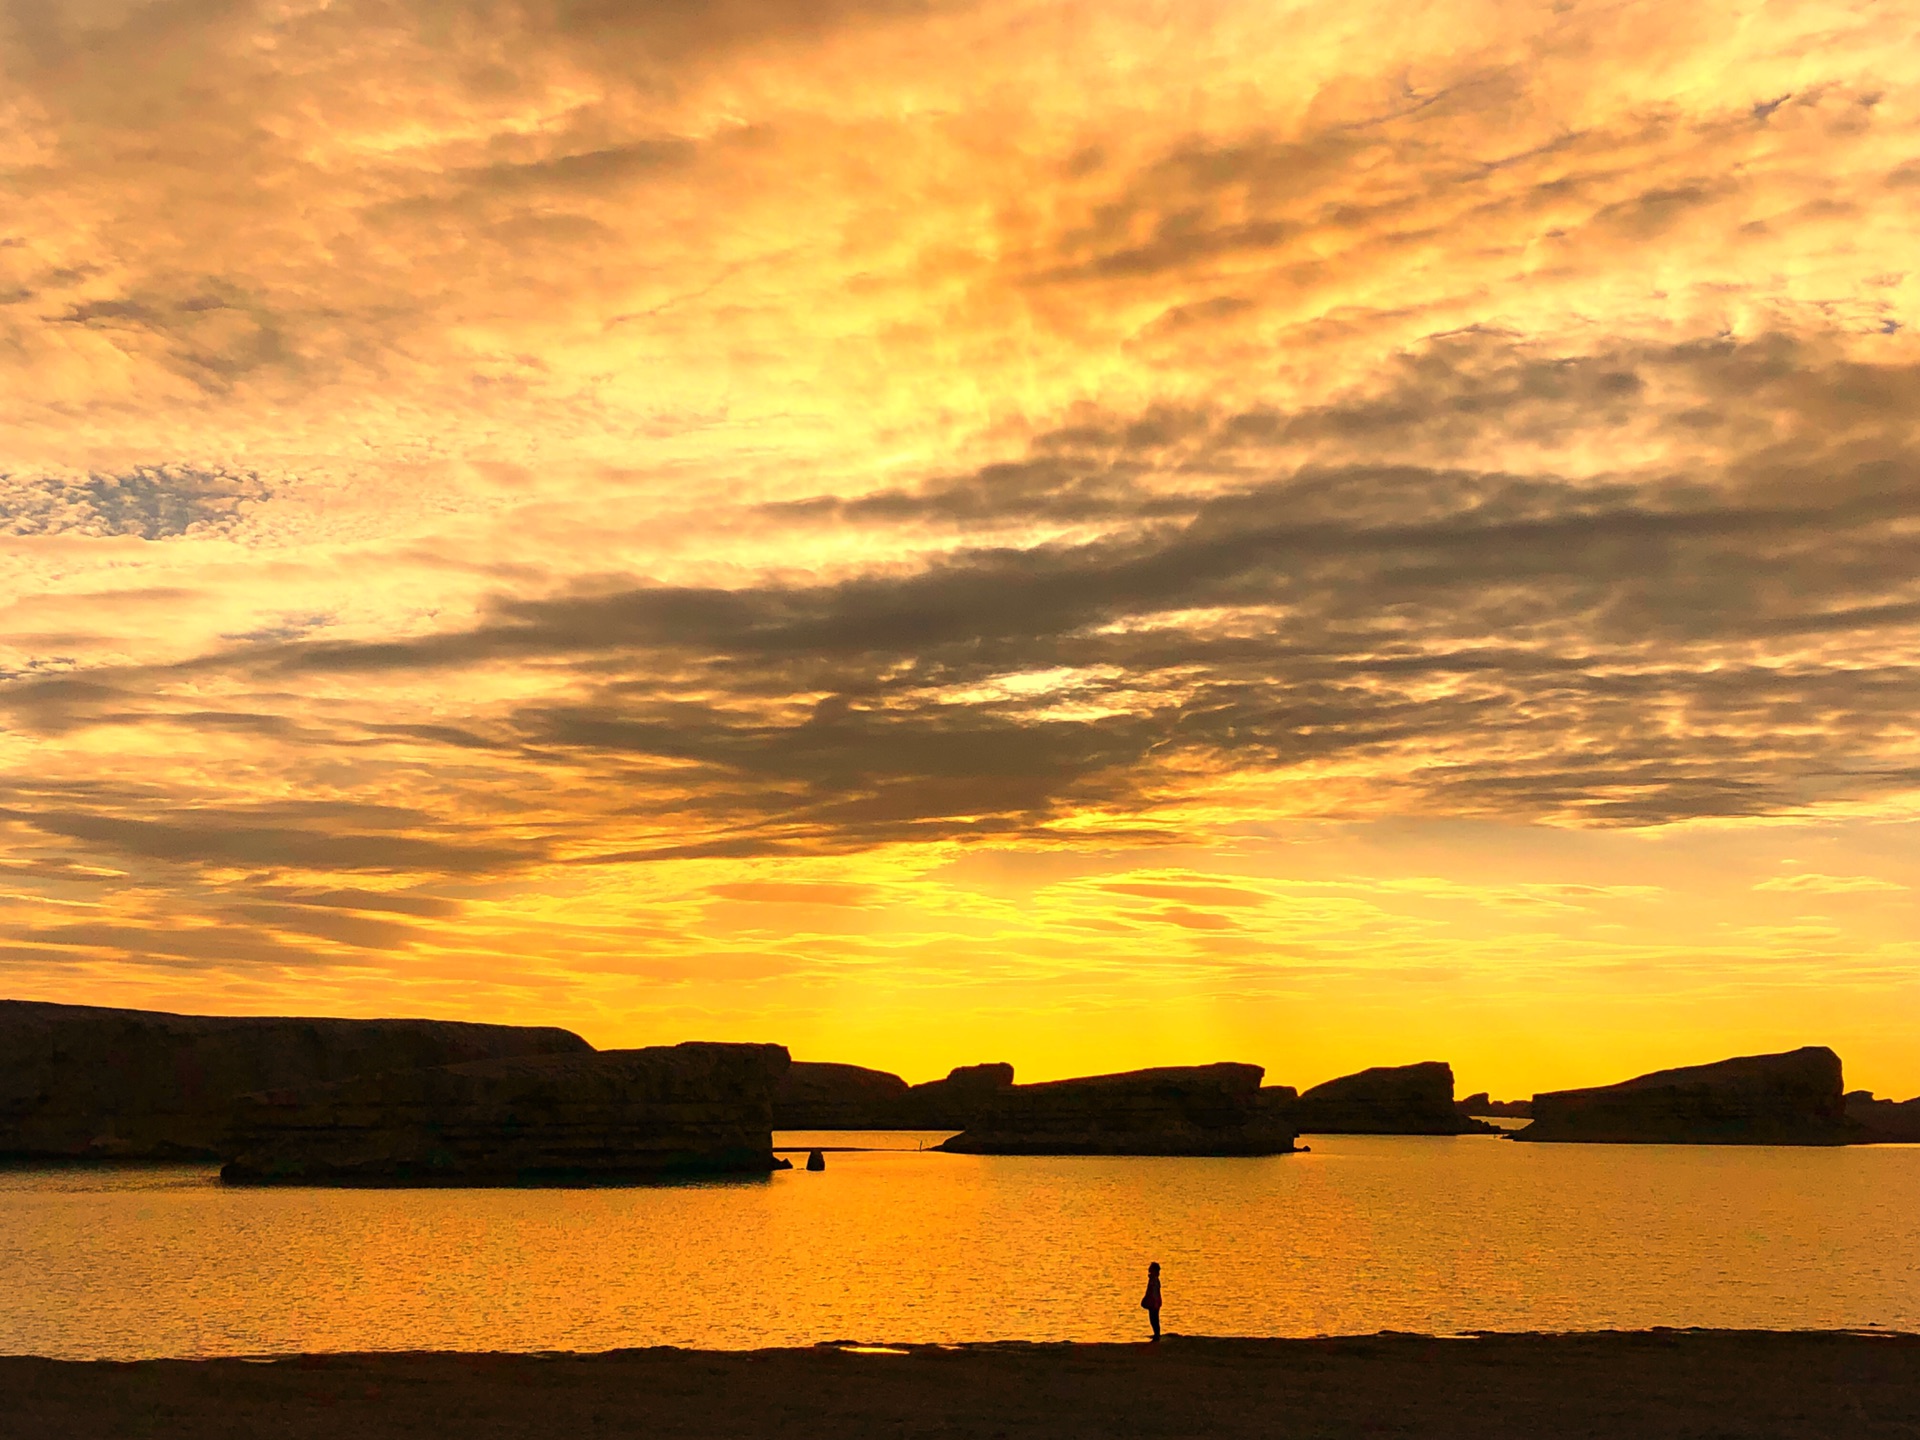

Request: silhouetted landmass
left=0, top=1000, right=590, bottom=1161
left=1513, top=1047, right=1856, bottom=1145
left=1457, top=1092, right=1532, bottom=1118
left=773, top=1060, right=1016, bottom=1129
left=773, top=1061, right=910, bottom=1128
left=1845, top=1090, right=1920, bottom=1142
left=1287, top=1062, right=1496, bottom=1134
left=221, top=1041, right=790, bottom=1184
left=898, top=1062, right=1016, bottom=1128
left=937, top=1062, right=1297, bottom=1155
left=6, top=1333, right=1919, bottom=1439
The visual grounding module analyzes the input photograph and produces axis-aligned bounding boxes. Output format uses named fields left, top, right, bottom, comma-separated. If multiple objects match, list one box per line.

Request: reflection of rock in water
left=1514, top=1046, right=1855, bottom=1145
left=937, top=1063, right=1298, bottom=1155
left=0, top=999, right=589, bottom=1162
left=221, top=1041, right=791, bottom=1184
left=806, top=1148, right=826, bottom=1171
left=1287, top=1061, right=1497, bottom=1135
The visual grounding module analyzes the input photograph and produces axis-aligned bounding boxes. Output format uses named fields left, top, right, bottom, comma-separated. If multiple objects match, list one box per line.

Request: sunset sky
left=3, top=0, right=1917, bottom=1098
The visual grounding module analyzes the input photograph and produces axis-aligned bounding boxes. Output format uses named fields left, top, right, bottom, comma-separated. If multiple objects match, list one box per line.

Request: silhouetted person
left=806, top=1148, right=825, bottom=1171
left=1141, top=1261, right=1162, bottom=1340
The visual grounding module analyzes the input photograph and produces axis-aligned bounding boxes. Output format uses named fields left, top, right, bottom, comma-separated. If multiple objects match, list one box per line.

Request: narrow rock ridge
left=221, top=1041, right=791, bottom=1185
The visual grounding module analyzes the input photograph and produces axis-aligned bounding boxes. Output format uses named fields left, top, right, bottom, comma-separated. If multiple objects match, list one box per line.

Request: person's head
left=1148, top=1262, right=1160, bottom=1273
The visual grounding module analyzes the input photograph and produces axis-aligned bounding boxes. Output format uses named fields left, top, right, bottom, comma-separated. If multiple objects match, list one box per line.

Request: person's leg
left=1149, top=1308, right=1161, bottom=1339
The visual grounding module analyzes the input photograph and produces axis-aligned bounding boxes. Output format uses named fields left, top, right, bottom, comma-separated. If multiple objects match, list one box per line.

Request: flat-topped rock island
left=1513, top=1046, right=1856, bottom=1145
left=0, top=1000, right=590, bottom=1162
left=223, top=1041, right=793, bottom=1184
left=936, top=1062, right=1299, bottom=1155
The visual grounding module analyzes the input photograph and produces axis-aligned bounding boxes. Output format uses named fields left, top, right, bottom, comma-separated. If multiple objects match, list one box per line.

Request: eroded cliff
left=0, top=1000, right=591, bottom=1161
left=222, top=1041, right=791, bottom=1184
left=1289, top=1062, right=1494, bottom=1134
left=899, top=1062, right=1016, bottom=1128
left=1844, top=1090, right=1920, bottom=1143
left=773, top=1061, right=910, bottom=1128
left=1514, top=1046, right=1853, bottom=1145
left=771, top=1060, right=1015, bottom=1129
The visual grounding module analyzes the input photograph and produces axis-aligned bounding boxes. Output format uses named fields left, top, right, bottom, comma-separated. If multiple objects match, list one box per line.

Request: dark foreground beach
left=4, top=1332, right=1917, bottom=1439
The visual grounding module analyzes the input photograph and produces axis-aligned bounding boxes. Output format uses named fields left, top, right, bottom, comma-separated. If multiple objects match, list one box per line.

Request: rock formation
left=0, top=999, right=591, bottom=1161
left=771, top=1060, right=1016, bottom=1129
left=773, top=1061, right=910, bottom=1128
left=899, top=1062, right=1016, bottom=1128
left=937, top=1063, right=1298, bottom=1156
left=222, top=1041, right=791, bottom=1184
left=1845, top=1090, right=1920, bottom=1143
left=1458, top=1092, right=1533, bottom=1119
left=1288, top=1062, right=1495, bottom=1134
left=1513, top=1046, right=1854, bottom=1145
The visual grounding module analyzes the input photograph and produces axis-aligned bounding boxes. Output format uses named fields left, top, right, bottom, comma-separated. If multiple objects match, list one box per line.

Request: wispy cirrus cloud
left=1754, top=873, right=1907, bottom=894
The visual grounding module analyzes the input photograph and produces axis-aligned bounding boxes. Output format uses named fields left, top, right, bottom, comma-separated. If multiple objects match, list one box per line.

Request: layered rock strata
left=937, top=1063, right=1297, bottom=1156
left=1289, top=1062, right=1494, bottom=1134
left=1513, top=1046, right=1853, bottom=1145
left=0, top=1000, right=590, bottom=1161
left=1845, top=1090, right=1920, bottom=1143
left=223, top=1041, right=791, bottom=1184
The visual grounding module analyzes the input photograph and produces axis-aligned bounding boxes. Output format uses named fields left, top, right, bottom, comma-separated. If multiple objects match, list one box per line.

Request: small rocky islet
left=1, top=999, right=1915, bottom=1184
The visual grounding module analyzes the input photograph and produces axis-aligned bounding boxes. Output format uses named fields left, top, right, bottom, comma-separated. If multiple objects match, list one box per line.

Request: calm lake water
left=3, top=1132, right=1916, bottom=1359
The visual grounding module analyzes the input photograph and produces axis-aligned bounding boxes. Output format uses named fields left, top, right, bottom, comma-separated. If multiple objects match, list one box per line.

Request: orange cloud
left=2, top=0, right=1918, bottom=1096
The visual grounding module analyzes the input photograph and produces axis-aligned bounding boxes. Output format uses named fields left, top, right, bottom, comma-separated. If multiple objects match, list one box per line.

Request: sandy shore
left=4, top=1331, right=1916, bottom=1438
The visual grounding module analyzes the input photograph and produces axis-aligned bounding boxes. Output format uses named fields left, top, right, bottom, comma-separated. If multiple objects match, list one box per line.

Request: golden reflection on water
left=3, top=1133, right=1917, bottom=1360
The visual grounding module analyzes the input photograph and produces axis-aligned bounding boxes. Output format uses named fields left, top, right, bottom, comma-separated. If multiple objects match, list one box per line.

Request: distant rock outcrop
left=1458, top=1092, right=1533, bottom=1119
left=772, top=1060, right=1013, bottom=1129
left=899, top=1062, right=1016, bottom=1128
left=937, top=1063, right=1298, bottom=1156
left=773, top=1061, right=910, bottom=1128
left=1845, top=1090, right=1920, bottom=1143
left=222, top=1041, right=790, bottom=1184
left=1513, top=1047, right=1854, bottom=1145
left=1289, top=1062, right=1494, bottom=1134
left=0, top=1000, right=591, bottom=1161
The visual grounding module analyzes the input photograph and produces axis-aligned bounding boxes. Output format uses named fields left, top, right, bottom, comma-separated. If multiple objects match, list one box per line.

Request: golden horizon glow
left=2, top=0, right=1917, bottom=1099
